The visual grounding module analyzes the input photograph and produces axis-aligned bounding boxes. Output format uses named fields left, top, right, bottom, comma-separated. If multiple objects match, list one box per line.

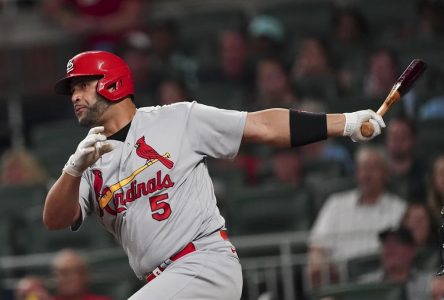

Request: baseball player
left=43, top=51, right=385, bottom=299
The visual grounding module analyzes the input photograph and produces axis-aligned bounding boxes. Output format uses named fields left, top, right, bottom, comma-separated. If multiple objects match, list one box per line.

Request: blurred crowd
left=1, top=0, right=444, bottom=299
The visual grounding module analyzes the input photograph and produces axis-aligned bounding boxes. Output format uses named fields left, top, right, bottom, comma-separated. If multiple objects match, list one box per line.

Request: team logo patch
left=66, top=59, right=74, bottom=73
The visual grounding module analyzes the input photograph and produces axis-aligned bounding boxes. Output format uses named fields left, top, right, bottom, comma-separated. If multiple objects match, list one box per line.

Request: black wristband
left=290, top=109, right=327, bottom=147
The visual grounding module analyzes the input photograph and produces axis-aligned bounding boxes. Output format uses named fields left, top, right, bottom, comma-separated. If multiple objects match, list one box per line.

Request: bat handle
left=359, top=90, right=400, bottom=138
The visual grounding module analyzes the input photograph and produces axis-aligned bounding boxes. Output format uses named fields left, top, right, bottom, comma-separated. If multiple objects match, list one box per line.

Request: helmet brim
left=54, top=77, right=72, bottom=95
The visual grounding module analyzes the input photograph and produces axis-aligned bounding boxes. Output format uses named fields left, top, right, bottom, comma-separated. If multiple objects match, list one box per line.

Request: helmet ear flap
left=97, top=75, right=131, bottom=102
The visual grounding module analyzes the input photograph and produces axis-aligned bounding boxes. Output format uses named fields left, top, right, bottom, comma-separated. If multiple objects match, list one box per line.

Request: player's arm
left=242, top=108, right=385, bottom=146
left=43, top=126, right=113, bottom=230
left=43, top=173, right=82, bottom=230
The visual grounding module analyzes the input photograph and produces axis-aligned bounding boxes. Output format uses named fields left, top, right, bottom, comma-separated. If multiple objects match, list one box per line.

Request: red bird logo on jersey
left=135, top=136, right=174, bottom=169
left=92, top=169, right=105, bottom=217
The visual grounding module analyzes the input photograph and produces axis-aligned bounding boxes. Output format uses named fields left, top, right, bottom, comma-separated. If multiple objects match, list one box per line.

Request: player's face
left=70, top=78, right=110, bottom=127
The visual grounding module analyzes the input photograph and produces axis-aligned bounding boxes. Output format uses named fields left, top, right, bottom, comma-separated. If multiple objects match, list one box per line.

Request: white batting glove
left=63, top=126, right=114, bottom=177
left=343, top=109, right=386, bottom=142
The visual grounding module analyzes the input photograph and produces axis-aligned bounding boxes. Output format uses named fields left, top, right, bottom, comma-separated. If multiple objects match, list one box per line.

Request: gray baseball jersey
left=74, top=101, right=247, bottom=279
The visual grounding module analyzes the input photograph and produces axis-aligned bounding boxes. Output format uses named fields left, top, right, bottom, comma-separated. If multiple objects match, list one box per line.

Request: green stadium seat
left=225, top=185, right=312, bottom=236
left=30, top=119, right=88, bottom=178
left=346, top=253, right=380, bottom=282
left=28, top=216, right=116, bottom=254
left=416, top=119, right=444, bottom=166
left=0, top=184, right=47, bottom=255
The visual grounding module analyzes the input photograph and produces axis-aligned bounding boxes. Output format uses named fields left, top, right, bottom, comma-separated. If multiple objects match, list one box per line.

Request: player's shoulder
left=137, top=101, right=198, bottom=115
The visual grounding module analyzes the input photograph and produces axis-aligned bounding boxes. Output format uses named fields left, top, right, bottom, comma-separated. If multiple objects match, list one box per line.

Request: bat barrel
left=359, top=59, right=427, bottom=138
left=396, top=59, right=427, bottom=96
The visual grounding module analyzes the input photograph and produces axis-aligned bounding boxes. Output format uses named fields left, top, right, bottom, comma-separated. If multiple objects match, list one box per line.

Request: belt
left=145, top=230, right=230, bottom=283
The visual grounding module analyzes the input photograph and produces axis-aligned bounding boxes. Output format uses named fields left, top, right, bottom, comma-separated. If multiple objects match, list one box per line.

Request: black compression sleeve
left=290, top=109, right=327, bottom=147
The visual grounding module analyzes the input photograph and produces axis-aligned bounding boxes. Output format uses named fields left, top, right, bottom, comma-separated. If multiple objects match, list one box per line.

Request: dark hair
left=331, top=7, right=369, bottom=37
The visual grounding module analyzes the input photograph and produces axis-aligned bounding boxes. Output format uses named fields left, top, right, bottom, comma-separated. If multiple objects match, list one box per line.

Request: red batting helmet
left=54, top=51, right=134, bottom=102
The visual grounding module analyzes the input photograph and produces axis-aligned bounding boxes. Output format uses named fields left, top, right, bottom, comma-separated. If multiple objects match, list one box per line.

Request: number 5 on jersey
left=149, top=193, right=171, bottom=221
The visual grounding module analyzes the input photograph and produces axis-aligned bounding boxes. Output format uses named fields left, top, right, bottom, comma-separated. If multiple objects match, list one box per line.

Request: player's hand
left=63, top=126, right=114, bottom=177
left=343, top=109, right=386, bottom=142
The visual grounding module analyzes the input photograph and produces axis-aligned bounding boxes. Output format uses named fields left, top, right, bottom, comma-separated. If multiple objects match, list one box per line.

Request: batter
left=43, top=51, right=385, bottom=299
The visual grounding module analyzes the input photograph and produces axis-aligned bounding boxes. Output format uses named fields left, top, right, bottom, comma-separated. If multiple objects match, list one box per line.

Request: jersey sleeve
left=71, top=174, right=93, bottom=231
left=186, top=102, right=247, bottom=159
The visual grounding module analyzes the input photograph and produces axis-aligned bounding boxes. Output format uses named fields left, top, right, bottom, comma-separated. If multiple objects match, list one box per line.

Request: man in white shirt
left=307, top=145, right=406, bottom=288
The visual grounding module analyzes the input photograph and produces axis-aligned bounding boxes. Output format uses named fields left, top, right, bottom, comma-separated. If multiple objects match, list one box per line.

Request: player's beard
left=79, top=95, right=110, bottom=128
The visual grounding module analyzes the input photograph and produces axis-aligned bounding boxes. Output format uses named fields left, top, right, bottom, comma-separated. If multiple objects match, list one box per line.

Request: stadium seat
left=311, top=281, right=405, bottom=300
left=225, top=185, right=312, bottom=236
left=416, top=119, right=444, bottom=165
left=0, top=184, right=47, bottom=255
left=28, top=216, right=116, bottom=254
left=87, top=249, right=143, bottom=299
left=346, top=253, right=380, bottom=282
left=30, top=118, right=88, bottom=178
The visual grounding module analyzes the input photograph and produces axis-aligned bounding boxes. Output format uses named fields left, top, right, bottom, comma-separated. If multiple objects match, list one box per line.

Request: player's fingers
left=82, top=133, right=107, bottom=147
left=88, top=126, right=105, bottom=135
left=80, top=146, right=95, bottom=155
left=369, top=119, right=381, bottom=137
left=367, top=110, right=386, bottom=128
left=97, top=142, right=114, bottom=155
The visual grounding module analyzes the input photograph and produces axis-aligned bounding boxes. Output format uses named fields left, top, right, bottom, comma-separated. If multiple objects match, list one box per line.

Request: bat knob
left=360, top=121, right=374, bottom=138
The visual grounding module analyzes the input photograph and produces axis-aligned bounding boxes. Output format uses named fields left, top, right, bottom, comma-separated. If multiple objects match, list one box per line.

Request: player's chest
left=89, top=136, right=179, bottom=217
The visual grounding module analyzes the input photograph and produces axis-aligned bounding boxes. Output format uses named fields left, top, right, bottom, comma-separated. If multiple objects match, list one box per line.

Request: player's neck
left=100, top=98, right=137, bottom=137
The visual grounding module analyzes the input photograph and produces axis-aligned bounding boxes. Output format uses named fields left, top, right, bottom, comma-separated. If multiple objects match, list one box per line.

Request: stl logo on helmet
left=66, top=59, right=74, bottom=73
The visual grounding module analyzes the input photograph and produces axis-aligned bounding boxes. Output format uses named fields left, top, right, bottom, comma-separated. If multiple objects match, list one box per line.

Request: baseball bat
left=360, top=59, right=427, bottom=137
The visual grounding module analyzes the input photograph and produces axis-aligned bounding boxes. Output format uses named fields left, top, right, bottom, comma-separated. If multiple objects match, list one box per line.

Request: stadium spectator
left=156, top=78, right=189, bottom=106
left=15, top=276, right=51, bottom=300
left=147, top=19, right=198, bottom=91
left=259, top=148, right=304, bottom=187
left=358, top=226, right=434, bottom=300
left=252, top=57, right=298, bottom=110
left=198, top=29, right=253, bottom=90
left=417, top=0, right=444, bottom=39
left=431, top=276, right=444, bottom=300
left=331, top=7, right=370, bottom=48
left=290, top=36, right=338, bottom=100
left=0, top=148, right=48, bottom=186
left=362, top=47, right=400, bottom=101
left=248, top=15, right=285, bottom=62
left=117, top=30, right=153, bottom=101
left=329, top=7, right=370, bottom=96
left=42, top=0, right=143, bottom=51
left=51, top=249, right=112, bottom=300
left=401, top=202, right=439, bottom=270
left=384, top=116, right=426, bottom=199
left=307, top=146, right=406, bottom=288
left=427, top=154, right=444, bottom=224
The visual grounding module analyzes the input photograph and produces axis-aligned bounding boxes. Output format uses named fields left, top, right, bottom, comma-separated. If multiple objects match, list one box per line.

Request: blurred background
left=1, top=0, right=444, bottom=299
